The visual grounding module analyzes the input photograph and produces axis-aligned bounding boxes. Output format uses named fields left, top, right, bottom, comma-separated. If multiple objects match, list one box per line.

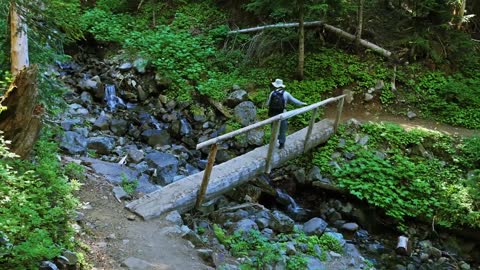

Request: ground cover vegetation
left=312, top=122, right=480, bottom=231
left=0, top=0, right=478, bottom=268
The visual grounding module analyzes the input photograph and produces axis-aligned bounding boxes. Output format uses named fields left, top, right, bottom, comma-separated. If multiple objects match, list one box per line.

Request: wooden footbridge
left=126, top=95, right=346, bottom=220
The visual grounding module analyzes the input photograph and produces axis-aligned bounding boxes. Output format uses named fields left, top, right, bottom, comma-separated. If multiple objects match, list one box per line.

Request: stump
left=0, top=66, right=42, bottom=158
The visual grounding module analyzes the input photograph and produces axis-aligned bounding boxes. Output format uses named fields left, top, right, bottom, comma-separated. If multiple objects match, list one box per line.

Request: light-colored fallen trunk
left=396, top=236, right=409, bottom=255
left=126, top=119, right=335, bottom=220
left=228, top=21, right=393, bottom=59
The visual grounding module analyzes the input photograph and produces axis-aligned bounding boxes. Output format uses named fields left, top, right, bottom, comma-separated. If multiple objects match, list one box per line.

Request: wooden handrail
left=196, top=94, right=346, bottom=150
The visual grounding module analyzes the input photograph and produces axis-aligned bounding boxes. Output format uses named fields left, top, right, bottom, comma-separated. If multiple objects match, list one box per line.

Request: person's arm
left=284, top=91, right=307, bottom=106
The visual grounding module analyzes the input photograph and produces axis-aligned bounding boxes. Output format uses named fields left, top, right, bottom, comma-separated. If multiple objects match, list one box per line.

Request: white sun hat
left=272, top=78, right=285, bottom=88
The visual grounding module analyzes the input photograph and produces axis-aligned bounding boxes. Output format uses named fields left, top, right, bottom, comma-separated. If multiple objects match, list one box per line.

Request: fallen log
left=0, top=66, right=42, bottom=158
left=228, top=21, right=393, bottom=59
left=396, top=235, right=409, bottom=255
left=126, top=119, right=335, bottom=220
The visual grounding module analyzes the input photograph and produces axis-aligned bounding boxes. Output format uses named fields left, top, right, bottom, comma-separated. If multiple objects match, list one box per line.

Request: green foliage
left=197, top=72, right=248, bottom=101
left=64, top=162, right=86, bottom=182
left=313, top=122, right=480, bottom=230
left=213, top=226, right=343, bottom=269
left=120, top=173, right=138, bottom=195
left=0, top=132, right=79, bottom=268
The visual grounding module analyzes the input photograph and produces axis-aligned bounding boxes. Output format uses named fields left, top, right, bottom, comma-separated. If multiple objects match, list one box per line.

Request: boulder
left=59, top=131, right=87, bottom=155
left=234, top=101, right=257, bottom=126
left=226, top=89, right=248, bottom=107
left=87, top=136, right=116, bottom=155
left=303, top=217, right=328, bottom=236
left=145, top=151, right=179, bottom=185
left=141, top=129, right=171, bottom=147
left=110, top=118, right=128, bottom=136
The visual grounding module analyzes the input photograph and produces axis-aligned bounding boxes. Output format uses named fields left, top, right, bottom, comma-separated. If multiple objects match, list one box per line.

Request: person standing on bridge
left=267, top=78, right=307, bottom=149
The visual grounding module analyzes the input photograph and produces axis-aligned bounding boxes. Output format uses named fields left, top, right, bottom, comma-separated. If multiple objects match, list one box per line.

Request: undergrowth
left=313, top=122, right=480, bottom=231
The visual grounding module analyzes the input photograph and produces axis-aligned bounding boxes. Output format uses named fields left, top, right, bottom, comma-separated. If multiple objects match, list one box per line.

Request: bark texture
left=0, top=66, right=42, bottom=158
left=10, top=1, right=29, bottom=76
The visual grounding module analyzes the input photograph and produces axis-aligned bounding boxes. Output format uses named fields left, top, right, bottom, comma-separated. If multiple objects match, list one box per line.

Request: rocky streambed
left=52, top=48, right=478, bottom=270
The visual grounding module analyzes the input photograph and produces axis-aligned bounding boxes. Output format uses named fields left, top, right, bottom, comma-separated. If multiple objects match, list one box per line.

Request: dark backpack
left=268, top=89, right=285, bottom=117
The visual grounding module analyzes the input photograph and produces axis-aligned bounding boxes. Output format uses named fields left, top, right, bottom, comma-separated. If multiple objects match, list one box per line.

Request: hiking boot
left=279, top=143, right=285, bottom=149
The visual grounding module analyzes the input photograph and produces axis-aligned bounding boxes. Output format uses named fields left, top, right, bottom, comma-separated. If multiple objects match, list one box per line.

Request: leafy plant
left=120, top=173, right=138, bottom=195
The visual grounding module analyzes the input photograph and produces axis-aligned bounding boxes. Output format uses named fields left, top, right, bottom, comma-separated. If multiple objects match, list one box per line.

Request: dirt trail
left=324, top=103, right=478, bottom=137
left=75, top=170, right=212, bottom=270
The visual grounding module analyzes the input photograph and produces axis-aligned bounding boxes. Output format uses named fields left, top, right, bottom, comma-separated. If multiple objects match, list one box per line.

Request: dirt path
left=75, top=169, right=212, bottom=270
left=324, top=102, right=479, bottom=137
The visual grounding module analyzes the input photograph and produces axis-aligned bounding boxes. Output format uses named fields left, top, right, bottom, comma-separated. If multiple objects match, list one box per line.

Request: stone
left=61, top=250, right=78, bottom=265
left=197, top=249, right=213, bottom=263
left=133, top=58, right=148, bottom=74
left=113, top=186, right=129, bottom=200
left=145, top=151, right=179, bottom=185
left=121, top=257, right=167, bottom=270
left=87, top=136, right=116, bottom=155
left=324, top=232, right=346, bottom=247
left=231, top=219, right=258, bottom=235
left=141, top=129, right=171, bottom=147
left=303, top=217, right=328, bottom=236
left=60, top=131, right=87, bottom=155
left=407, top=111, right=417, bottom=119
left=269, top=210, right=295, bottom=233
left=306, top=256, right=326, bottom=270
left=428, top=246, right=442, bottom=259
left=293, top=168, right=306, bottom=184
left=341, top=222, right=359, bottom=232
left=308, top=166, right=322, bottom=182
left=364, top=93, right=374, bottom=102
left=375, top=80, right=385, bottom=90
left=285, top=242, right=296, bottom=255
left=165, top=211, right=183, bottom=226
left=93, top=114, right=111, bottom=130
left=119, top=62, right=133, bottom=71
left=246, top=128, right=264, bottom=146
left=80, top=91, right=93, bottom=105
left=234, top=101, right=257, bottom=126
left=110, top=118, right=128, bottom=136
left=127, top=148, right=145, bottom=163
left=226, top=89, right=248, bottom=107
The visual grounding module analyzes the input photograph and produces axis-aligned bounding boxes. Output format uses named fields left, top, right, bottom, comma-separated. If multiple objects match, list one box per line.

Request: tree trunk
left=457, top=0, right=467, bottom=29
left=229, top=21, right=393, bottom=59
left=355, top=0, right=365, bottom=52
left=0, top=66, right=42, bottom=158
left=297, top=0, right=305, bottom=80
left=10, top=1, right=29, bottom=76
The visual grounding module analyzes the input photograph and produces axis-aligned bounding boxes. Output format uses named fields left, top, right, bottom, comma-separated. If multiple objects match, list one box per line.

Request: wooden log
left=126, top=119, right=335, bottom=220
left=265, top=120, right=280, bottom=173
left=195, top=143, right=218, bottom=209
left=0, top=66, right=41, bottom=158
left=228, top=21, right=393, bottom=59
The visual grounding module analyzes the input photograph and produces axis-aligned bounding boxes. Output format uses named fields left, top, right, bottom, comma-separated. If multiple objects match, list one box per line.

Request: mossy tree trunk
left=297, top=0, right=305, bottom=80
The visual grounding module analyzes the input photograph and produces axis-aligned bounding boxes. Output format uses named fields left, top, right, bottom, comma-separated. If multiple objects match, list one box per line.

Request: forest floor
left=75, top=101, right=478, bottom=270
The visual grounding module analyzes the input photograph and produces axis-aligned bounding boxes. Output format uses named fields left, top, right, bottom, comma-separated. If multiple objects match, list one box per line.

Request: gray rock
left=145, top=151, right=179, bottom=185
left=118, top=62, right=133, bottom=71
left=407, top=111, right=417, bottom=119
left=341, top=222, right=359, bottom=232
left=39, top=261, right=59, bottom=270
left=60, top=131, right=87, bottom=155
left=285, top=242, right=296, bottom=255
left=306, top=256, right=326, bottom=270
left=172, top=118, right=193, bottom=137
left=234, top=101, right=257, bottom=126
left=82, top=157, right=140, bottom=184
left=61, top=118, right=82, bottom=131
left=93, top=114, right=111, bottom=131
left=133, top=58, right=148, bottom=74
left=197, top=249, right=213, bottom=263
left=87, top=136, right=116, bottom=155
left=80, top=91, right=93, bottom=105
left=121, top=257, right=158, bottom=270
left=303, top=217, right=328, bottom=236
left=375, top=80, right=385, bottom=90
left=165, top=211, right=183, bottom=226
left=113, top=186, right=129, bottom=200
left=141, top=129, right=171, bottom=147
left=364, top=93, right=374, bottom=102
left=428, top=246, right=442, bottom=259
left=270, top=210, right=294, bottom=233
left=308, top=166, right=322, bottom=182
left=226, top=89, right=248, bottom=107
left=246, top=128, right=264, bottom=146
left=357, top=135, right=369, bottom=146
left=127, top=148, right=144, bottom=163
left=110, top=118, right=128, bottom=136
left=324, top=232, right=346, bottom=247
left=61, top=250, right=78, bottom=265
left=293, top=168, right=306, bottom=184
left=231, top=219, right=258, bottom=235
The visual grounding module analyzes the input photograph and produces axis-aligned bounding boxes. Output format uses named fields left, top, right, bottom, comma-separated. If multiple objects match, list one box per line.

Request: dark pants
left=271, top=119, right=288, bottom=145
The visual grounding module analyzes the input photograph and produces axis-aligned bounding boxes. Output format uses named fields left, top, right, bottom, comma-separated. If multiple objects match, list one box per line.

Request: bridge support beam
left=126, top=119, right=335, bottom=220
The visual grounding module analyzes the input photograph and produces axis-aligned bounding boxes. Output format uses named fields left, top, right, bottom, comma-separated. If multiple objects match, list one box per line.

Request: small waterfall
left=276, top=189, right=309, bottom=220
left=104, top=84, right=126, bottom=112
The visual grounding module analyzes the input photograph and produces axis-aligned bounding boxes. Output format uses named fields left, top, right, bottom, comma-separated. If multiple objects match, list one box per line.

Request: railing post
left=195, top=143, right=218, bottom=209
left=334, top=97, right=345, bottom=132
left=303, top=107, right=318, bottom=153
left=265, top=119, right=281, bottom=174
